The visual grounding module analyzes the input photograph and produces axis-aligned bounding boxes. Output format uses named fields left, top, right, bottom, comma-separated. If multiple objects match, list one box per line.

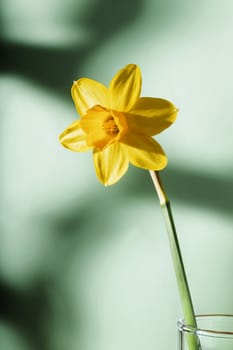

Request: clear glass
left=177, top=314, right=233, bottom=350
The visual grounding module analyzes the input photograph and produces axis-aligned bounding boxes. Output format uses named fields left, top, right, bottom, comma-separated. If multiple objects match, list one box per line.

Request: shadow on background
left=121, top=166, right=233, bottom=216
left=0, top=280, right=51, bottom=350
left=1, top=0, right=142, bottom=95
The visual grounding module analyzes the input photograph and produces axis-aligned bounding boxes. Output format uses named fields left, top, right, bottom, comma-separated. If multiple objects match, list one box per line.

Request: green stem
left=149, top=171, right=199, bottom=350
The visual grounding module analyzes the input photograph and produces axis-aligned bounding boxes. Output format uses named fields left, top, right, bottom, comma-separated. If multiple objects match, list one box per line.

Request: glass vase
left=177, top=314, right=233, bottom=350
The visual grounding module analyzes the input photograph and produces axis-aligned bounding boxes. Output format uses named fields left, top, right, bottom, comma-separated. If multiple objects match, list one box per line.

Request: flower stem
left=149, top=170, right=200, bottom=350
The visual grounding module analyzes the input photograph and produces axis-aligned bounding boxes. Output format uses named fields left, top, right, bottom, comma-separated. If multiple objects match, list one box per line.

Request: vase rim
left=177, top=314, right=233, bottom=339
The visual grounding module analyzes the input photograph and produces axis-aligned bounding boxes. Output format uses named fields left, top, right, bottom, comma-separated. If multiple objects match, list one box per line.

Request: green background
left=1, top=0, right=233, bottom=349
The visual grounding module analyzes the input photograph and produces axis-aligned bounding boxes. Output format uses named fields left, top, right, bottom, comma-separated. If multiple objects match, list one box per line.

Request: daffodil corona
left=59, top=64, right=178, bottom=185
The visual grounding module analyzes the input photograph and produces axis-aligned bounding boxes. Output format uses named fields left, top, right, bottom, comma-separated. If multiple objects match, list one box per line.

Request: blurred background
left=1, top=0, right=233, bottom=349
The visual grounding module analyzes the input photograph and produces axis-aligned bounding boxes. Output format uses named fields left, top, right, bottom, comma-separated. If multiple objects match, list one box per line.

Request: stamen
left=102, top=117, right=119, bottom=135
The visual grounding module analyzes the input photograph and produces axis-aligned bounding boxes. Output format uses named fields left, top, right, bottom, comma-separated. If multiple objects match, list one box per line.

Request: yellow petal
left=93, top=143, right=129, bottom=186
left=125, top=97, right=178, bottom=136
left=59, top=119, right=91, bottom=152
left=109, top=64, right=142, bottom=112
left=71, top=78, right=109, bottom=117
left=121, top=133, right=167, bottom=170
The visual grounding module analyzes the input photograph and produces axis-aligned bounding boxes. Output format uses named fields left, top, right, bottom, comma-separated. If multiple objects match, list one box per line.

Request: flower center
left=102, top=117, right=119, bottom=135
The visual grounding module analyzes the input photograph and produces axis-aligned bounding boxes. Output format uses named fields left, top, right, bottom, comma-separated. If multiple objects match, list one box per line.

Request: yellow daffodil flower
left=59, top=64, right=178, bottom=185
